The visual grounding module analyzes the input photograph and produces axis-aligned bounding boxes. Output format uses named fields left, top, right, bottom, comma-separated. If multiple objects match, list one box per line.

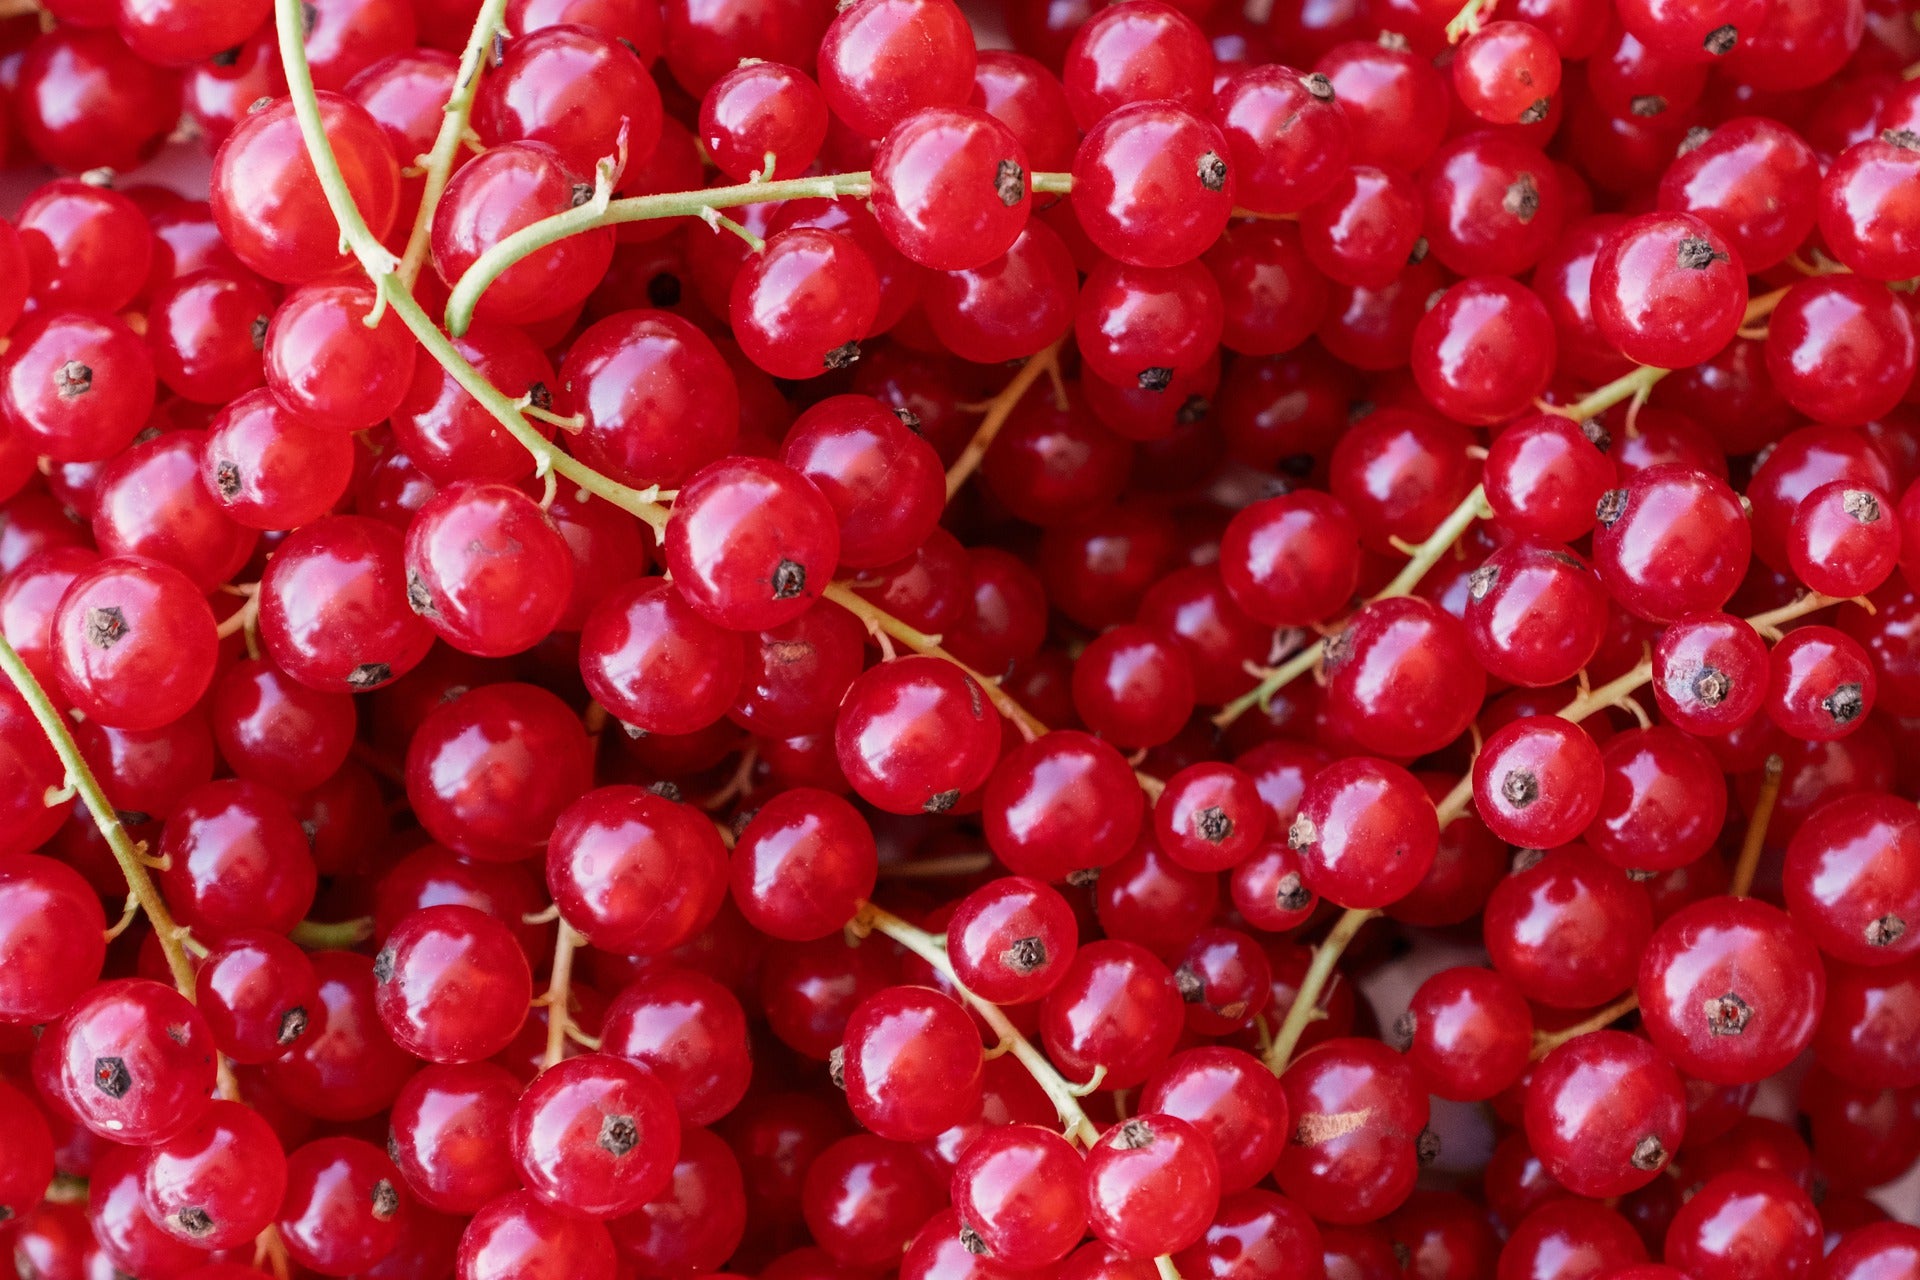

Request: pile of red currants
left=2, top=0, right=1920, bottom=1276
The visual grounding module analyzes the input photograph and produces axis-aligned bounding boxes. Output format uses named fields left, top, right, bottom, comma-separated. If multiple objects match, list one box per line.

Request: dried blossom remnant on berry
left=1596, top=489, right=1629, bottom=527
left=372, top=946, right=396, bottom=983
left=347, top=663, right=393, bottom=690
left=1468, top=565, right=1499, bottom=602
left=1631, top=1134, right=1667, bottom=1171
left=1301, top=73, right=1335, bottom=102
left=1843, top=489, right=1881, bottom=522
left=1416, top=1128, right=1440, bottom=1166
left=1676, top=236, right=1730, bottom=270
left=1390, top=1009, right=1415, bottom=1050
left=1518, top=98, right=1550, bottom=124
left=278, top=1006, right=309, bottom=1045
left=370, top=1179, right=399, bottom=1220
left=1511, top=847, right=1545, bottom=873
left=54, top=360, right=92, bottom=398
left=1677, top=126, right=1713, bottom=156
left=1823, top=683, right=1865, bottom=725
left=1003, top=936, right=1046, bottom=974
left=1691, top=664, right=1731, bottom=707
left=1501, top=769, right=1538, bottom=807
left=1630, top=94, right=1668, bottom=117
left=823, top=340, right=862, bottom=371
left=1137, top=366, right=1174, bottom=392
left=923, top=788, right=961, bottom=814
left=93, top=1056, right=132, bottom=1099
left=1287, top=816, right=1317, bottom=850
left=827, top=1044, right=845, bottom=1089
left=1867, top=914, right=1907, bottom=948
left=770, top=558, right=808, bottom=600
left=1195, top=805, right=1233, bottom=844
left=1114, top=1117, right=1156, bottom=1149
left=959, top=1224, right=988, bottom=1255
left=86, top=605, right=128, bottom=648
left=1196, top=151, right=1228, bottom=192
left=214, top=460, right=243, bottom=498
left=174, top=1206, right=215, bottom=1237
left=1703, top=23, right=1738, bottom=54
left=1175, top=963, right=1205, bottom=1004
left=1882, top=129, right=1920, bottom=151
left=598, top=1113, right=639, bottom=1156
left=1275, top=872, right=1311, bottom=911
left=1502, top=173, right=1540, bottom=223
left=993, top=159, right=1026, bottom=207
left=406, top=573, right=437, bottom=617
left=1703, top=990, right=1752, bottom=1036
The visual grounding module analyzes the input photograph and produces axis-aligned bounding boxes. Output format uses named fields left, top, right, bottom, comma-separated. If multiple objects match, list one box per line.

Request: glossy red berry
left=512, top=1053, right=680, bottom=1216
left=1524, top=1030, right=1684, bottom=1197
left=1288, top=755, right=1439, bottom=910
left=841, top=985, right=984, bottom=1141
left=1085, top=1114, right=1221, bottom=1258
left=1471, top=716, right=1604, bottom=850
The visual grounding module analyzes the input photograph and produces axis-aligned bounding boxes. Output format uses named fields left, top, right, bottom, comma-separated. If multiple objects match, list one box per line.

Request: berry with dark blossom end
left=1523, top=1030, right=1685, bottom=1198
left=1084, top=1113, right=1221, bottom=1258
left=510, top=1053, right=681, bottom=1217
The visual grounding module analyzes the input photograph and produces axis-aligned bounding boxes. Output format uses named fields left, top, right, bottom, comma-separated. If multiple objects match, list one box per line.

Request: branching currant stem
left=395, top=0, right=511, bottom=287
left=944, top=341, right=1063, bottom=499
left=1729, top=752, right=1785, bottom=898
left=0, top=633, right=197, bottom=997
left=856, top=901, right=1101, bottom=1149
left=540, top=922, right=586, bottom=1071
left=1262, top=905, right=1375, bottom=1074
left=1214, top=484, right=1490, bottom=730
left=1529, top=993, right=1640, bottom=1060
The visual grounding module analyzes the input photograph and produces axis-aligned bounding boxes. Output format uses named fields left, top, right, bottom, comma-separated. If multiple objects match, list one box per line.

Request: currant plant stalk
left=0, top=632, right=198, bottom=996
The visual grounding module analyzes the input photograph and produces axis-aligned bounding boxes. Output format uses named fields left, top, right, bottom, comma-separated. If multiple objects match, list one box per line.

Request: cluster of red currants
left=2, top=0, right=1920, bottom=1276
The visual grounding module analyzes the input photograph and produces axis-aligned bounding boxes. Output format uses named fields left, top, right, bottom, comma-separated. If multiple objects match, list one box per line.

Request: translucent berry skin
left=733, top=226, right=882, bottom=378
left=1061, top=0, right=1212, bottom=128
left=1040, top=940, right=1185, bottom=1089
left=664, top=456, right=841, bottom=632
left=560, top=310, right=737, bottom=491
left=145, top=265, right=272, bottom=405
left=1420, top=133, right=1561, bottom=277
left=156, top=777, right=317, bottom=938
left=1664, top=1171, right=1822, bottom=1280
left=1637, top=896, right=1825, bottom=1085
left=816, top=0, right=977, bottom=140
left=0, top=853, right=106, bottom=1024
left=1592, top=465, right=1753, bottom=624
left=1587, top=726, right=1727, bottom=873
left=1656, top=117, right=1817, bottom=271
left=1275, top=1038, right=1428, bottom=1226
left=547, top=785, right=728, bottom=956
left=983, top=730, right=1145, bottom=881
left=1075, top=257, right=1224, bottom=392
left=1218, top=490, right=1361, bottom=628
left=1817, top=134, right=1920, bottom=283
left=1453, top=21, right=1561, bottom=123
left=511, top=1053, right=680, bottom=1217
left=951, top=1123, right=1087, bottom=1268
left=192, top=930, right=317, bottom=1065
left=1071, top=101, right=1232, bottom=270
left=258, top=515, right=436, bottom=694
left=276, top=1137, right=408, bottom=1277
left=700, top=59, right=828, bottom=183
left=1140, top=1047, right=1289, bottom=1193
left=388, top=1062, right=522, bottom=1213
left=1212, top=65, right=1350, bottom=215
left=265, top=281, right=418, bottom=432
left=842, top=986, right=984, bottom=1141
left=473, top=25, right=661, bottom=179
left=403, top=481, right=573, bottom=657
left=1485, top=844, right=1653, bottom=1008
left=51, top=556, right=217, bottom=731
left=373, top=904, right=533, bottom=1064
left=923, top=221, right=1079, bottom=364
left=1085, top=1114, right=1221, bottom=1258
left=1402, top=967, right=1532, bottom=1103
left=403, top=682, right=594, bottom=862
left=1765, top=276, right=1917, bottom=428
left=1, top=310, right=156, bottom=464
left=1411, top=277, right=1557, bottom=426
left=140, top=1098, right=287, bottom=1250
left=457, top=1189, right=618, bottom=1280
left=1524, top=1030, right=1684, bottom=1198
left=1151, top=763, right=1268, bottom=874
left=1323, top=596, right=1485, bottom=758
left=1499, top=1198, right=1649, bottom=1280
left=431, top=141, right=615, bottom=325
left=1826, top=1222, right=1920, bottom=1280
left=781, top=394, right=945, bottom=570
left=1333, top=412, right=1475, bottom=552
left=1789, top=481, right=1899, bottom=599
left=729, top=787, right=878, bottom=941
left=210, top=93, right=400, bottom=285
left=1474, top=714, right=1604, bottom=852
left=1463, top=539, right=1609, bottom=687
left=578, top=577, right=745, bottom=737
left=202, top=389, right=357, bottom=531
left=871, top=105, right=1030, bottom=273
left=1591, top=212, right=1748, bottom=368
left=1765, top=624, right=1876, bottom=742
left=1651, top=611, right=1768, bottom=734
left=836, top=656, right=1000, bottom=815
left=802, top=1132, right=945, bottom=1268
left=1784, top=794, right=1920, bottom=967
left=1071, top=623, right=1195, bottom=749
left=600, top=968, right=751, bottom=1125
left=0, top=1077, right=53, bottom=1228
left=1288, top=756, right=1439, bottom=910
left=55, top=977, right=217, bottom=1145
left=946, top=876, right=1079, bottom=1005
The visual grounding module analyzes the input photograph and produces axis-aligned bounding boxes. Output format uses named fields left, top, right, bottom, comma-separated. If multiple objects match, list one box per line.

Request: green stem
left=858, top=902, right=1101, bottom=1148
left=1031, top=172, right=1073, bottom=195
left=395, top=0, right=512, bottom=287
left=0, top=634, right=198, bottom=996
left=442, top=171, right=877, bottom=336
left=270, top=0, right=673, bottom=535
left=1262, top=907, right=1375, bottom=1074
left=1213, top=484, right=1489, bottom=730
left=289, top=916, right=375, bottom=949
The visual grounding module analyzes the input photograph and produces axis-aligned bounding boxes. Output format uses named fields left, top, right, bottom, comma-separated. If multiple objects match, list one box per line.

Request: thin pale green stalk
left=395, top=0, right=512, bottom=286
